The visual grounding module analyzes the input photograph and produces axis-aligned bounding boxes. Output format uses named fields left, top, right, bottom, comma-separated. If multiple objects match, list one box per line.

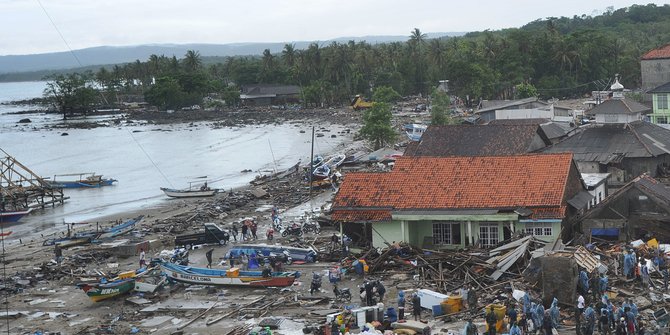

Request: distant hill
left=0, top=32, right=465, bottom=76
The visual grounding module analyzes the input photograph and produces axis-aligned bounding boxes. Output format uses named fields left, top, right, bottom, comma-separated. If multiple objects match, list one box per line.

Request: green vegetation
left=430, top=90, right=455, bottom=126
left=359, top=102, right=396, bottom=150
left=43, top=72, right=98, bottom=119
left=372, top=86, right=402, bottom=103
left=41, top=4, right=670, bottom=111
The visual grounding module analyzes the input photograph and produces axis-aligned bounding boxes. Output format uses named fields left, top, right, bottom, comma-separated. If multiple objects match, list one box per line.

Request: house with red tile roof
left=642, top=44, right=670, bottom=101
left=331, top=153, right=590, bottom=249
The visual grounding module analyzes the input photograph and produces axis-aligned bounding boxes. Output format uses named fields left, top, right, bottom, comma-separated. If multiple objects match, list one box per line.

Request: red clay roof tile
left=333, top=153, right=575, bottom=218
left=642, top=44, right=670, bottom=60
left=331, top=210, right=392, bottom=222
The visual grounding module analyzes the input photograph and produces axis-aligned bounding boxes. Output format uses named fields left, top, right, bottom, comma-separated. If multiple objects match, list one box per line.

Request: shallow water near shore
left=0, top=82, right=353, bottom=238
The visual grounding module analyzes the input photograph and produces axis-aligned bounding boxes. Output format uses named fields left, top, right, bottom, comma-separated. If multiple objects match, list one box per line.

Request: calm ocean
left=0, top=81, right=352, bottom=237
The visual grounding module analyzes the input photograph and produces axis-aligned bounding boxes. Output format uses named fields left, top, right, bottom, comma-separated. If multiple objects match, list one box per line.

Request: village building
left=541, top=78, right=669, bottom=188
left=576, top=174, right=670, bottom=241
left=474, top=97, right=576, bottom=123
left=641, top=43, right=670, bottom=102
left=647, top=81, right=670, bottom=127
left=331, top=153, right=590, bottom=249
left=403, top=124, right=552, bottom=157
left=581, top=173, right=610, bottom=209
left=239, top=84, right=301, bottom=106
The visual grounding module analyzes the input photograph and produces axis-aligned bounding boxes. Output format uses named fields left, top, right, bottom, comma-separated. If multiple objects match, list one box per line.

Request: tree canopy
left=359, top=102, right=396, bottom=150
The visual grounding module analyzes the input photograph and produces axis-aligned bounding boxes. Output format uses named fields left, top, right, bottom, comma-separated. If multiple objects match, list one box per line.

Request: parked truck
left=175, top=222, right=230, bottom=247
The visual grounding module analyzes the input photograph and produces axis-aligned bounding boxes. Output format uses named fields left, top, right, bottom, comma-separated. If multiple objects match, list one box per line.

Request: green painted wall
left=651, top=93, right=670, bottom=124
left=516, top=221, right=562, bottom=241
left=371, top=221, right=406, bottom=249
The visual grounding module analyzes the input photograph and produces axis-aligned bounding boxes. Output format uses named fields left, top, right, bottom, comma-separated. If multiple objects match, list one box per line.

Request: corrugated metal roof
left=648, top=81, right=670, bottom=94
left=585, top=99, right=651, bottom=115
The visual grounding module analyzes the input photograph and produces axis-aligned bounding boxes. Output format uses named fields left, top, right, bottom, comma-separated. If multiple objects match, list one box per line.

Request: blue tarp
left=591, top=228, right=619, bottom=236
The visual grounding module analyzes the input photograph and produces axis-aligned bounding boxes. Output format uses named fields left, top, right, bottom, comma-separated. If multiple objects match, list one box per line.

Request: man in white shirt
left=576, top=294, right=585, bottom=335
left=139, top=248, right=146, bottom=268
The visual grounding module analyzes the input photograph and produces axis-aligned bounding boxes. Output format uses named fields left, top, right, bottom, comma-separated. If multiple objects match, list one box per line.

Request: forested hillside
left=39, top=4, right=670, bottom=110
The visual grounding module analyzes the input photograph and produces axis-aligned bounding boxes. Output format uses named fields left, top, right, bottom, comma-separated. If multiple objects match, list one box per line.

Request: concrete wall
left=642, top=59, right=670, bottom=100
left=371, top=221, right=407, bottom=249
left=595, top=113, right=642, bottom=124
left=495, top=108, right=553, bottom=120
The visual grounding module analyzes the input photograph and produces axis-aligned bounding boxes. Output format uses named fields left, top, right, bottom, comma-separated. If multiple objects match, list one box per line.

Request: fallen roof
left=404, top=124, right=551, bottom=156
left=543, top=121, right=670, bottom=161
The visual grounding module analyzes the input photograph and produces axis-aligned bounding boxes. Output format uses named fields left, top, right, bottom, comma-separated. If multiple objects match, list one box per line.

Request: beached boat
left=76, top=278, right=136, bottom=302
left=96, top=215, right=144, bottom=240
left=160, top=187, right=217, bottom=198
left=0, top=209, right=32, bottom=223
left=47, top=173, right=117, bottom=189
left=43, top=231, right=99, bottom=247
left=312, top=164, right=331, bottom=180
left=160, top=262, right=299, bottom=287
left=322, top=153, right=346, bottom=169
left=404, top=123, right=428, bottom=141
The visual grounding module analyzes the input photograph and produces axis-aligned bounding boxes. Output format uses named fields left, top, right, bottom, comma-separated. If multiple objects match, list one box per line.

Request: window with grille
left=523, top=223, right=553, bottom=236
left=432, top=222, right=461, bottom=245
left=479, top=223, right=499, bottom=247
left=659, top=95, right=669, bottom=110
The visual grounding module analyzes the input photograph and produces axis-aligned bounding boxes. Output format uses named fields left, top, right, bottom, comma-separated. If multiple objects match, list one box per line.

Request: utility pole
left=308, top=126, right=315, bottom=199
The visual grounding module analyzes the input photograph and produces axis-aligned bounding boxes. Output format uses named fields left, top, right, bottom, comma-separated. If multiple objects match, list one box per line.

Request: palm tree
left=282, top=44, right=296, bottom=68
left=409, top=28, right=427, bottom=49
left=182, top=50, right=202, bottom=72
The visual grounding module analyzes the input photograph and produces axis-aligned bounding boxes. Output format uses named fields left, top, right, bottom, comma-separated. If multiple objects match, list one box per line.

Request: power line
left=35, top=0, right=84, bottom=68
left=127, top=130, right=174, bottom=188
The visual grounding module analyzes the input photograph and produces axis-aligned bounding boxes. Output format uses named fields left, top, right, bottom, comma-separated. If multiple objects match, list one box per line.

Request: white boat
left=404, top=124, right=428, bottom=141
left=160, top=187, right=217, bottom=198
left=322, top=153, right=346, bottom=169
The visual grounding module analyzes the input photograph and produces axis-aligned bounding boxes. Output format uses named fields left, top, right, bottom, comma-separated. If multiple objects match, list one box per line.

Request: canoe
left=160, top=187, right=217, bottom=198
left=76, top=278, right=136, bottom=302
left=0, top=209, right=32, bottom=223
left=160, top=262, right=299, bottom=287
left=96, top=215, right=144, bottom=240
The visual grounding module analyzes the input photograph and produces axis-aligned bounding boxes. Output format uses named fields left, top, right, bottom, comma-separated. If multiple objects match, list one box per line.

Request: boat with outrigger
left=158, top=260, right=300, bottom=287
left=76, top=265, right=165, bottom=302
left=160, top=179, right=220, bottom=198
left=46, top=173, right=117, bottom=189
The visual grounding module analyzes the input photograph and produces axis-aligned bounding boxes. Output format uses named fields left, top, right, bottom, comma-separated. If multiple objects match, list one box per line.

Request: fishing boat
left=160, top=187, right=218, bottom=198
left=0, top=209, right=32, bottom=223
left=76, top=278, right=136, bottom=302
left=312, top=164, right=331, bottom=180
left=96, top=215, right=144, bottom=240
left=322, top=153, right=346, bottom=169
left=160, top=261, right=299, bottom=287
left=47, top=173, right=117, bottom=189
left=43, top=231, right=99, bottom=247
left=404, top=123, right=428, bottom=141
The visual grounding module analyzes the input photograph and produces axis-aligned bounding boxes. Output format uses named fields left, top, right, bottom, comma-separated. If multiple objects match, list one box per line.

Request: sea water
left=0, top=81, right=353, bottom=236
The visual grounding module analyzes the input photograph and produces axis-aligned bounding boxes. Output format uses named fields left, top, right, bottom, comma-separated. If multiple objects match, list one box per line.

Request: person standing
left=576, top=294, right=585, bottom=335
left=241, top=224, right=248, bottom=241
left=250, top=221, right=258, bottom=240
left=139, top=248, right=146, bottom=268
left=206, top=249, right=214, bottom=268
left=468, top=286, right=478, bottom=310
left=464, top=319, right=478, bottom=335
left=507, top=303, right=518, bottom=327
left=486, top=306, right=497, bottom=335
left=376, top=281, right=386, bottom=303
left=412, top=293, right=421, bottom=321
left=398, top=290, right=406, bottom=320
left=54, top=244, right=63, bottom=265
left=584, top=304, right=596, bottom=335
left=232, top=224, right=239, bottom=242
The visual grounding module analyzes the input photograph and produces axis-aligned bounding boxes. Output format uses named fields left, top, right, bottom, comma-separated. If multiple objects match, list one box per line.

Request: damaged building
left=331, top=153, right=591, bottom=249
left=576, top=174, right=670, bottom=242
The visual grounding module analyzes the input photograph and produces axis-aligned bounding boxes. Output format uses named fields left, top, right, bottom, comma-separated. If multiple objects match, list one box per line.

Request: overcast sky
left=0, top=0, right=664, bottom=56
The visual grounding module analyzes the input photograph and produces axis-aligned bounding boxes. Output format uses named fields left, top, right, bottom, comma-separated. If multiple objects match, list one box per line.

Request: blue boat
left=48, top=173, right=117, bottom=189
left=0, top=209, right=32, bottom=223
left=225, top=244, right=318, bottom=263
left=404, top=124, right=428, bottom=141
left=96, top=215, right=144, bottom=240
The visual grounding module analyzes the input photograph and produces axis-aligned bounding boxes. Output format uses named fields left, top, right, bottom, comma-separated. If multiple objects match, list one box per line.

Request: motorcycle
left=265, top=250, right=292, bottom=265
left=310, top=272, right=322, bottom=295
left=302, top=221, right=321, bottom=234
left=170, top=248, right=189, bottom=266
left=266, top=227, right=274, bottom=241
left=281, top=225, right=303, bottom=237
left=333, top=283, right=351, bottom=302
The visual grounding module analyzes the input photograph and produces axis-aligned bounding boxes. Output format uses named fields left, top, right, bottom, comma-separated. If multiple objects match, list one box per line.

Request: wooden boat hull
left=161, top=188, right=217, bottom=198
left=49, top=177, right=117, bottom=189
left=0, top=209, right=32, bottom=223
left=160, top=263, right=298, bottom=287
left=97, top=215, right=144, bottom=240
left=77, top=279, right=135, bottom=302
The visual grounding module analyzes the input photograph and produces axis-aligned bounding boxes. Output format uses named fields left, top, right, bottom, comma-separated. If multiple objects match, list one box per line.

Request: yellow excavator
left=350, top=95, right=374, bottom=110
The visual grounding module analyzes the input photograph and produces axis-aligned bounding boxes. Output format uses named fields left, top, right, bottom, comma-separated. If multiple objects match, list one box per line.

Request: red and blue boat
left=0, top=209, right=32, bottom=223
